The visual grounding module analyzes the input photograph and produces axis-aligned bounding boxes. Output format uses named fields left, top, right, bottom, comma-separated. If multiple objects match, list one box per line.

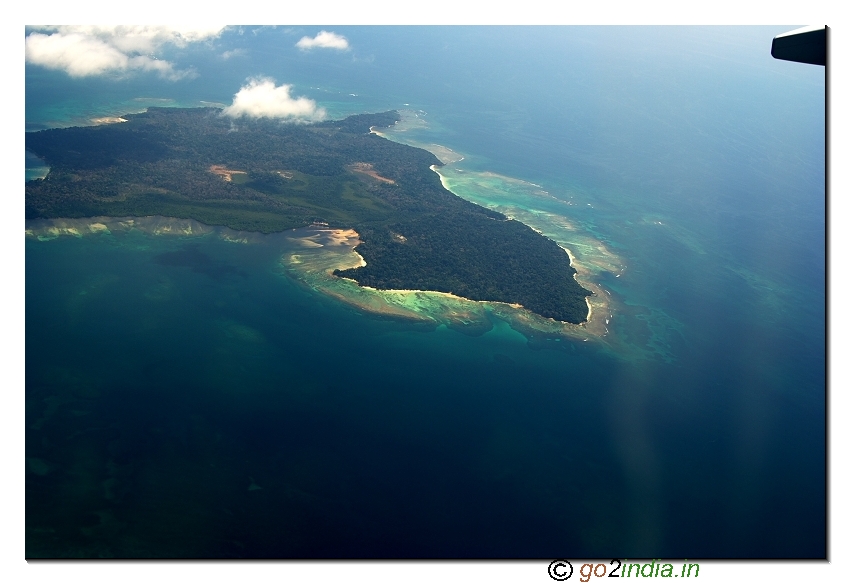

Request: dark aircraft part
left=771, top=25, right=826, bottom=66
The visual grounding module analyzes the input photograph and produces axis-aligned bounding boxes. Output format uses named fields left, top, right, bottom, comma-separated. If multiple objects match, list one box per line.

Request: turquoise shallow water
left=25, top=26, right=825, bottom=558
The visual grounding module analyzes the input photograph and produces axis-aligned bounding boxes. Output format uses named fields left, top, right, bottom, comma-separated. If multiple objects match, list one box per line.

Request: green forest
left=25, top=107, right=592, bottom=323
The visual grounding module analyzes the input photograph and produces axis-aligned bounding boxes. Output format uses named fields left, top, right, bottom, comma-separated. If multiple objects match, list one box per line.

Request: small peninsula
left=25, top=107, right=592, bottom=323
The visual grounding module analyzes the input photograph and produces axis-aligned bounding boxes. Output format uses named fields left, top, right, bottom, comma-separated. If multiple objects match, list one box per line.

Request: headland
left=26, top=107, right=592, bottom=324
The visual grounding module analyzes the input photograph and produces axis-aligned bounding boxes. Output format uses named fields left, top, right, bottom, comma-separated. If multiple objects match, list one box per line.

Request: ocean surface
left=24, top=26, right=825, bottom=558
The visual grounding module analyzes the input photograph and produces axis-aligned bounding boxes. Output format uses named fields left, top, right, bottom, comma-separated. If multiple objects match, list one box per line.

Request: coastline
left=368, top=115, right=618, bottom=340
left=427, top=163, right=614, bottom=336
left=25, top=108, right=616, bottom=344
left=27, top=215, right=609, bottom=343
left=282, top=226, right=610, bottom=342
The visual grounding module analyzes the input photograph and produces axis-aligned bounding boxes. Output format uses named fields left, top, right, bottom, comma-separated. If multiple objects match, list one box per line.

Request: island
left=25, top=107, right=592, bottom=323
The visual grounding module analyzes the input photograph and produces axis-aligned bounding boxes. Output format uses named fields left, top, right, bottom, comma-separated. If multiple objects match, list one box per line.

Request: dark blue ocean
left=25, top=26, right=825, bottom=558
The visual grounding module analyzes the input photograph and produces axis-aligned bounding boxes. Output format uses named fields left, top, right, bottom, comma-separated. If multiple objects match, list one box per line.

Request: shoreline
left=27, top=112, right=615, bottom=339
left=428, top=163, right=610, bottom=331
left=287, top=227, right=608, bottom=337
left=26, top=215, right=608, bottom=341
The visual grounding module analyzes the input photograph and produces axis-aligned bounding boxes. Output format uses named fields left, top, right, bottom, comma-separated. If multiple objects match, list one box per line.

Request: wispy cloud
left=221, top=78, right=326, bottom=122
left=295, top=31, right=349, bottom=51
left=25, top=25, right=227, bottom=79
left=220, top=48, right=247, bottom=60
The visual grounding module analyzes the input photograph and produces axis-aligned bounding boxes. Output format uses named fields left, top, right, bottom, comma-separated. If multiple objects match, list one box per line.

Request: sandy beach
left=26, top=216, right=611, bottom=343
left=281, top=225, right=611, bottom=343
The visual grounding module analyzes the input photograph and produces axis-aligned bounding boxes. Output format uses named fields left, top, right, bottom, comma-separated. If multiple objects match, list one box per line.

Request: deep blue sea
left=25, top=26, right=825, bottom=558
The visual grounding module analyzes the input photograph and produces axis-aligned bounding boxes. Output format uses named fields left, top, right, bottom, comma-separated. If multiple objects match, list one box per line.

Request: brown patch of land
left=349, top=162, right=395, bottom=184
left=209, top=165, right=247, bottom=182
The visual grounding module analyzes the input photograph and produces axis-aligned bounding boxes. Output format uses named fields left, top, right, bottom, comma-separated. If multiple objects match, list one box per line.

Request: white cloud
left=220, top=48, right=247, bottom=60
left=25, top=25, right=227, bottom=79
left=295, top=31, right=349, bottom=51
left=221, top=78, right=326, bottom=122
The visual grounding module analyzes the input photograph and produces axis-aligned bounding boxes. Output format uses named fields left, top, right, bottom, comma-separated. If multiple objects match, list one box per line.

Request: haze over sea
left=25, top=26, right=825, bottom=558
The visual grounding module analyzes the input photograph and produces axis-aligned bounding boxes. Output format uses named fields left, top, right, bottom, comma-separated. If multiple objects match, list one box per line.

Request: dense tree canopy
left=26, top=107, right=591, bottom=323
